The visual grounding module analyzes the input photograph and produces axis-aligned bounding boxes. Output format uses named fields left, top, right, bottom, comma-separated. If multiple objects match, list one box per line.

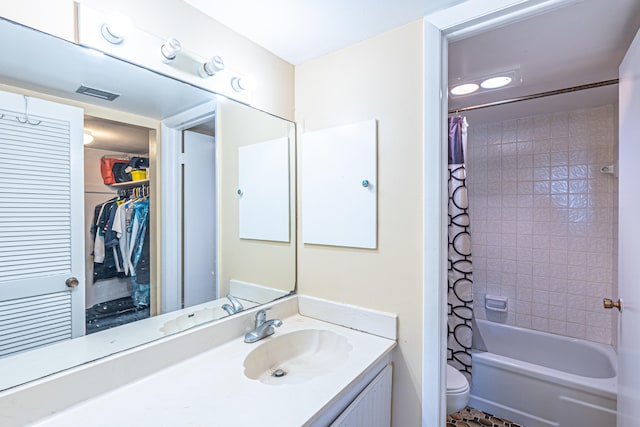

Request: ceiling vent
left=75, top=85, right=120, bottom=101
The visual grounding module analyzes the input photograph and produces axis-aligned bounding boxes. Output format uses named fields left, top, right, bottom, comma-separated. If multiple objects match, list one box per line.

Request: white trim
left=421, top=1, right=580, bottom=425
left=68, top=101, right=86, bottom=337
left=422, top=19, right=448, bottom=427
left=298, top=295, right=398, bottom=341
left=161, top=101, right=217, bottom=129
left=159, top=124, right=183, bottom=314
left=426, top=0, right=579, bottom=37
left=160, top=101, right=217, bottom=314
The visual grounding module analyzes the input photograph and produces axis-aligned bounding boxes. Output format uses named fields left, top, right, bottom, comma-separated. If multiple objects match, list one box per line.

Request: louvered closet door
left=0, top=90, right=84, bottom=357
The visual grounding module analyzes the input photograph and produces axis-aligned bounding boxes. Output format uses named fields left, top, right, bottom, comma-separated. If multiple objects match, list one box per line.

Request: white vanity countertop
left=0, top=297, right=259, bottom=391
left=32, top=314, right=396, bottom=427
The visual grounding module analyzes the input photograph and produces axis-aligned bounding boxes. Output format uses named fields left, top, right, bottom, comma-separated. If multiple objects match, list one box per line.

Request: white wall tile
left=532, top=316, right=549, bottom=331
left=566, top=322, right=586, bottom=339
left=466, top=105, right=617, bottom=345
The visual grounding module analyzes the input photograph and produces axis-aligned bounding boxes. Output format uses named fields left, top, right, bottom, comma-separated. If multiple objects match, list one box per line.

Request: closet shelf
left=110, top=179, right=149, bottom=188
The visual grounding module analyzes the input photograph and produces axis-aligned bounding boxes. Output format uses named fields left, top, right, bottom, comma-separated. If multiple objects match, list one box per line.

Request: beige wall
left=0, top=0, right=294, bottom=120
left=295, top=21, right=424, bottom=426
left=217, top=99, right=296, bottom=296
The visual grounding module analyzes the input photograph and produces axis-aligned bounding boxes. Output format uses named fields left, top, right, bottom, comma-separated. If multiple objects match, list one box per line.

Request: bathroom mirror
left=0, top=18, right=295, bottom=390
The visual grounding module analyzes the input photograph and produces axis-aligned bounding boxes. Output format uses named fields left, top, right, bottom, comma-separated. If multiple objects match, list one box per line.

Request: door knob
left=65, top=277, right=80, bottom=288
left=603, top=298, right=622, bottom=312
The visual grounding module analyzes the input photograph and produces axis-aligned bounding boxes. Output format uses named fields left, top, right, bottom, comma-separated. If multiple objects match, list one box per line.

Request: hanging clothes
left=129, top=198, right=150, bottom=307
left=91, top=198, right=123, bottom=282
left=447, top=116, right=474, bottom=382
left=90, top=187, right=151, bottom=307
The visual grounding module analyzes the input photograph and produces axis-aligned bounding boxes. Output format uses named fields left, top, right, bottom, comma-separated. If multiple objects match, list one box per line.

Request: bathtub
left=470, top=319, right=617, bottom=427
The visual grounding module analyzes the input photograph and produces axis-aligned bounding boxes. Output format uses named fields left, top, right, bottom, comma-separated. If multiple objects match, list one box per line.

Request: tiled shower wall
left=466, top=104, right=617, bottom=345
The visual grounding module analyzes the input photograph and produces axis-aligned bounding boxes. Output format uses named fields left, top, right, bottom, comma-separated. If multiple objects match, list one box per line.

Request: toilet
left=446, top=364, right=470, bottom=414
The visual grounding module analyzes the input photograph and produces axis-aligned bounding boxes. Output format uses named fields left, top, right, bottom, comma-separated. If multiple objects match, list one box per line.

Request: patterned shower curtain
left=447, top=116, right=473, bottom=382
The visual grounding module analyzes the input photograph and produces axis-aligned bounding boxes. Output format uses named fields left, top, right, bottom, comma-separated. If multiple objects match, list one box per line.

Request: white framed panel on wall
left=238, top=137, right=290, bottom=242
left=301, top=119, right=377, bottom=249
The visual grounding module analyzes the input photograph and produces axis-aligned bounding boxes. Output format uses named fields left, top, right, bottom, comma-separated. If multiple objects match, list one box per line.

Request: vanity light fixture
left=199, top=56, right=225, bottom=78
left=160, top=38, right=182, bottom=62
left=100, top=12, right=132, bottom=44
left=83, top=131, right=94, bottom=145
left=481, top=75, right=512, bottom=89
left=450, top=83, right=480, bottom=96
left=231, top=75, right=256, bottom=92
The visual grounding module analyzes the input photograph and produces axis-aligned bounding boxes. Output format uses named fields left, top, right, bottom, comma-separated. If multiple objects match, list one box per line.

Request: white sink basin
left=243, top=329, right=352, bottom=385
left=160, top=307, right=228, bottom=335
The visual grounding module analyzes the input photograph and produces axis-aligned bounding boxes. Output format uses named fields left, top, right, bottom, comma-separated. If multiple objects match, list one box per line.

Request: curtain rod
left=448, top=79, right=619, bottom=115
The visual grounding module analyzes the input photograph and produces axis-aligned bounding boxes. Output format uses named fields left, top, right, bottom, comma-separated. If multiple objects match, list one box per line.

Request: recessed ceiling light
left=481, top=76, right=512, bottom=89
left=451, top=83, right=479, bottom=96
left=83, top=131, right=94, bottom=145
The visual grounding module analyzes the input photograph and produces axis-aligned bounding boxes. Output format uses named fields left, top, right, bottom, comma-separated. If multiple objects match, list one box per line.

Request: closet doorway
left=182, top=123, right=217, bottom=309
left=83, top=116, right=154, bottom=334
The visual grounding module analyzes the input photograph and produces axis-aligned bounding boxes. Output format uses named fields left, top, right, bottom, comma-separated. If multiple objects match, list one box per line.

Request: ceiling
left=185, top=0, right=640, bottom=124
left=183, top=0, right=466, bottom=64
left=449, top=0, right=640, bottom=123
left=84, top=116, right=151, bottom=154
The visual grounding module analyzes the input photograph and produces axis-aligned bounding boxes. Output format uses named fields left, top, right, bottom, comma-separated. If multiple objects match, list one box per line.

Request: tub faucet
left=222, top=295, right=244, bottom=315
left=244, top=308, right=282, bottom=343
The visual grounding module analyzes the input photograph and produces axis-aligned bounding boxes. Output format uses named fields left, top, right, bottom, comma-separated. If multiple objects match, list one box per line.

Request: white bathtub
left=470, top=319, right=617, bottom=427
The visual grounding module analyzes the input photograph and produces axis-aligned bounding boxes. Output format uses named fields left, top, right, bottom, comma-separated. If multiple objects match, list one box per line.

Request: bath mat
left=447, top=406, right=524, bottom=427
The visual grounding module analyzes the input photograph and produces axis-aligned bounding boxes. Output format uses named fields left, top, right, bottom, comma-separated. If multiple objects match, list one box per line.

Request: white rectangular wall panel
left=302, top=120, right=377, bottom=248
left=238, top=137, right=290, bottom=242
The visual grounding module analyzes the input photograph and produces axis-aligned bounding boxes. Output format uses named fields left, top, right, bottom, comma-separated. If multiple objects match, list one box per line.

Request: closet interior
left=83, top=116, right=154, bottom=334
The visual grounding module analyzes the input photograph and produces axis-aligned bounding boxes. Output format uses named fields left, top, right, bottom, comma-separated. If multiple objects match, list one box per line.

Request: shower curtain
left=447, top=116, right=473, bottom=381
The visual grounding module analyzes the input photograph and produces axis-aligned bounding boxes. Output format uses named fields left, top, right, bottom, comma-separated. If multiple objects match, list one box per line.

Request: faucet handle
left=226, top=295, right=244, bottom=312
left=255, top=307, right=272, bottom=326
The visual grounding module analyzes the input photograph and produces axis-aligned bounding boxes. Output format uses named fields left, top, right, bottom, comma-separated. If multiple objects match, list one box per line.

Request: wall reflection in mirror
left=0, top=18, right=295, bottom=391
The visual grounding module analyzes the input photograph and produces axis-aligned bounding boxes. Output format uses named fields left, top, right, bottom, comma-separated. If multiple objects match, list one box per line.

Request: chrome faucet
left=244, top=308, right=282, bottom=343
left=222, top=295, right=244, bottom=315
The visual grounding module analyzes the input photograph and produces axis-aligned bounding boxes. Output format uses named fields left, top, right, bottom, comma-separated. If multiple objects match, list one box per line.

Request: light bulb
left=481, top=76, right=512, bottom=89
left=231, top=75, right=256, bottom=92
left=161, top=38, right=182, bottom=62
left=83, top=131, right=94, bottom=145
left=199, top=56, right=224, bottom=78
left=450, top=83, right=479, bottom=96
left=101, top=12, right=132, bottom=44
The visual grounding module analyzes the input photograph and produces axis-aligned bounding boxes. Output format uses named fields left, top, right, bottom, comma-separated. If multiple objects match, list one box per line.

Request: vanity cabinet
left=5, top=301, right=397, bottom=427
left=307, top=359, right=393, bottom=427
left=330, top=364, right=393, bottom=427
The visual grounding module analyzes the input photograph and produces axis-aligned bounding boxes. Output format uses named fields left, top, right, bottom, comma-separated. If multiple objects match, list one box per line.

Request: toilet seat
left=446, top=365, right=469, bottom=393
left=446, top=365, right=470, bottom=414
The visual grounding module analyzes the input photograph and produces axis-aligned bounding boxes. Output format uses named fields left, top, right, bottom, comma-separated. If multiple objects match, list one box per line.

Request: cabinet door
left=331, top=364, right=392, bottom=427
left=0, top=90, right=84, bottom=357
left=302, top=120, right=377, bottom=249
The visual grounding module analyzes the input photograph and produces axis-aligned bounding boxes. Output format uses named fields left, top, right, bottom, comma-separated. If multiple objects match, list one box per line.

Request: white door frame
left=421, top=1, right=582, bottom=425
left=160, top=100, right=217, bottom=314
